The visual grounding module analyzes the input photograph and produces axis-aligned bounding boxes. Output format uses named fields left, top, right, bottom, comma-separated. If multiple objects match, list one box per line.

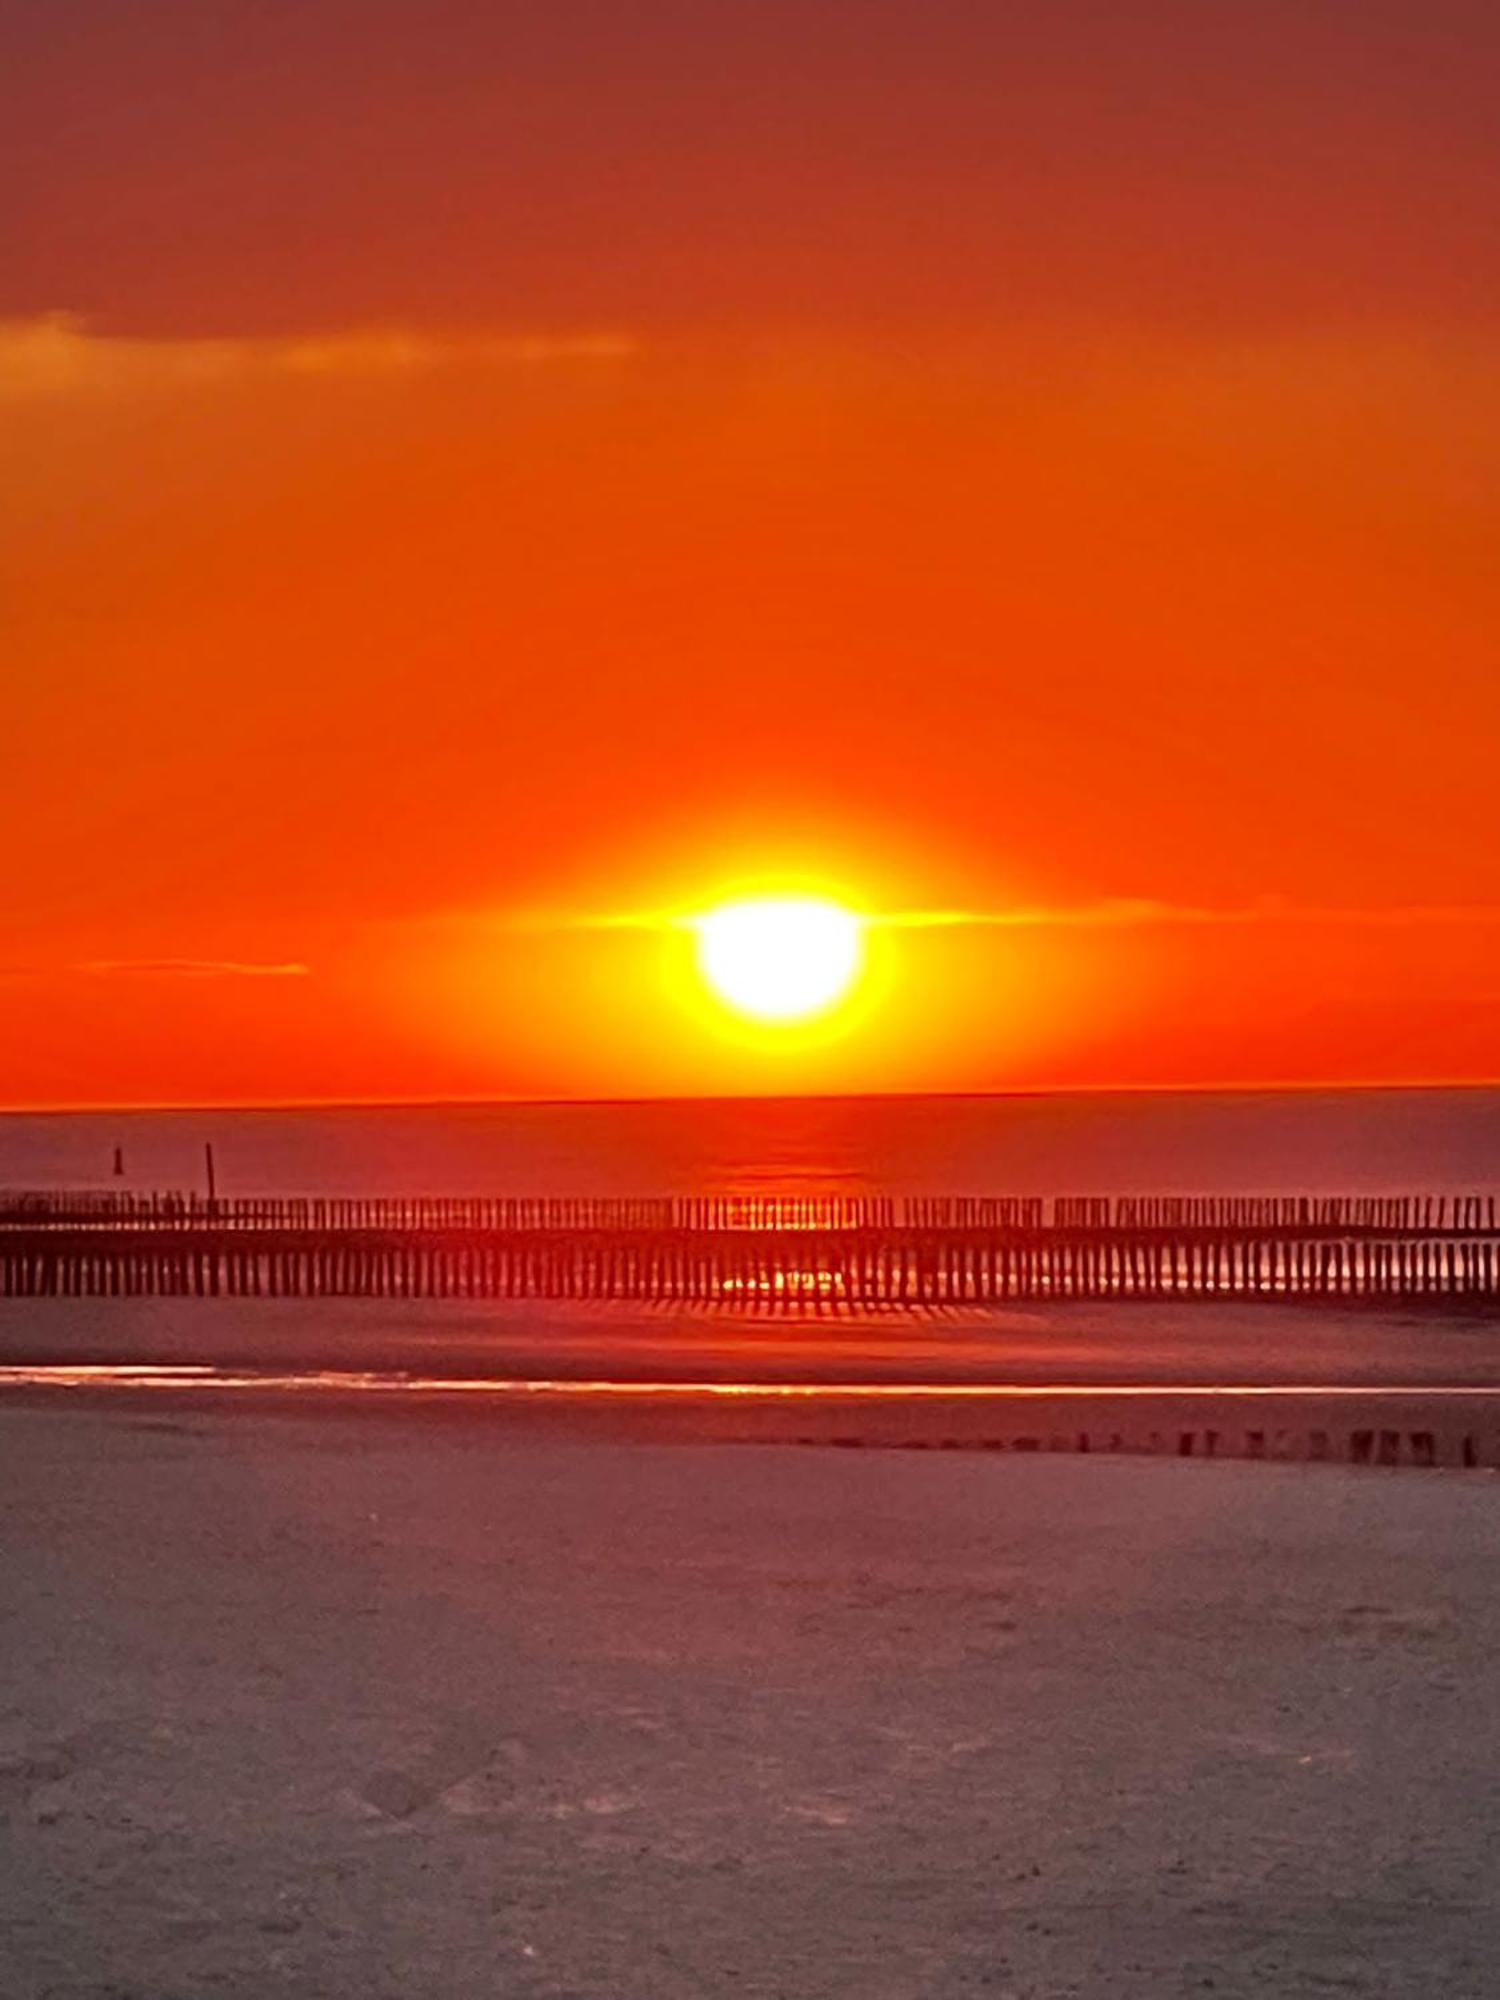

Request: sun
left=692, top=895, right=865, bottom=1023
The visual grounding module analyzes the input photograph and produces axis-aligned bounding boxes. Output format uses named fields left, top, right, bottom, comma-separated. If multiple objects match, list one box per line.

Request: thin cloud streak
left=490, top=898, right=1500, bottom=936
left=84, top=959, right=311, bottom=978
left=1, top=960, right=310, bottom=981
left=0, top=314, right=638, bottom=399
left=882, top=900, right=1500, bottom=932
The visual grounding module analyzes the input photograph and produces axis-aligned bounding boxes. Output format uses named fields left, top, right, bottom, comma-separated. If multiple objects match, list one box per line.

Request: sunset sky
left=5, top=0, right=1499, bottom=1105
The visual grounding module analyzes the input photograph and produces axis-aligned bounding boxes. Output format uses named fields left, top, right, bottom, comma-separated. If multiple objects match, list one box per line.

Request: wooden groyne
left=1, top=1191, right=1497, bottom=1304
left=4, top=1191, right=1493, bottom=1234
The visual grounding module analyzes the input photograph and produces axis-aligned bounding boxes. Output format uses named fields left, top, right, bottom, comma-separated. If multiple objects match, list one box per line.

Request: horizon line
left=3, top=1076, right=1500, bottom=1120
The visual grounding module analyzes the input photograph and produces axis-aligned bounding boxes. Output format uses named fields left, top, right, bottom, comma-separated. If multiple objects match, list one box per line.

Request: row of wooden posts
left=2, top=1213, right=1498, bottom=1301
left=821, top=1429, right=1486, bottom=1469
left=2, top=1190, right=1495, bottom=1235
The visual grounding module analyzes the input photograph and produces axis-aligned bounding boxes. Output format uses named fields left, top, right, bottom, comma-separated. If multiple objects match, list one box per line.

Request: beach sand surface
left=2, top=1405, right=1498, bottom=1999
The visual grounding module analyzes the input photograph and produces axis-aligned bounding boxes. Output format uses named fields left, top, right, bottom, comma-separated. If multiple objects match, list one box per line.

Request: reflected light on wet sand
left=2, top=1366, right=1500, bottom=1397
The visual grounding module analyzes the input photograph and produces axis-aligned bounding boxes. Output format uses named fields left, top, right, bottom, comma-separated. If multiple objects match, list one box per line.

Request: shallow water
left=2, top=1294, right=1497, bottom=1390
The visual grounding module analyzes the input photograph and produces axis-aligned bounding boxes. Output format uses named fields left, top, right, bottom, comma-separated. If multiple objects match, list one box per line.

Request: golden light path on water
left=2, top=1366, right=1499, bottom=1397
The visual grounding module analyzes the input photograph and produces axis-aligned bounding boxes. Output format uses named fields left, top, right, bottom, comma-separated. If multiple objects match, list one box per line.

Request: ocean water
left=3, top=1085, right=1499, bottom=1201
left=2, top=1089, right=1497, bottom=1397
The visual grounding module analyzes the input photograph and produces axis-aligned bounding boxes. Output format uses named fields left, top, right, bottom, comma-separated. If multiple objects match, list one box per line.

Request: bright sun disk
left=692, top=895, right=865, bottom=1023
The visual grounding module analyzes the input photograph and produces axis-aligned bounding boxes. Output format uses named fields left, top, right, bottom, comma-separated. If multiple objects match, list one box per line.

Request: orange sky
left=4, top=3, right=1499, bottom=1106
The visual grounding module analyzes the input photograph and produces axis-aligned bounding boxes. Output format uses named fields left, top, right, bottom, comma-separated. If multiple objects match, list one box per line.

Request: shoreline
left=5, top=1370, right=1500, bottom=1469
left=5, top=1286, right=1500, bottom=1469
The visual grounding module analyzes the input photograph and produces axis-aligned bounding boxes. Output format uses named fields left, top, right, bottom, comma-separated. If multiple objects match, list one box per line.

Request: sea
left=1, top=1088, right=1498, bottom=1423
left=4, top=1085, right=1499, bottom=1202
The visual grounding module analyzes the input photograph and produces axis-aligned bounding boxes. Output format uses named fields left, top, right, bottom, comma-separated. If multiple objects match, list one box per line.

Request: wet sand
left=3, top=1402, right=1499, bottom=1998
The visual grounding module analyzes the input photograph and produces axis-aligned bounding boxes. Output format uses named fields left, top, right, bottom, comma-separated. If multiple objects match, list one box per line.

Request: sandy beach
left=3, top=1402, right=1498, bottom=1998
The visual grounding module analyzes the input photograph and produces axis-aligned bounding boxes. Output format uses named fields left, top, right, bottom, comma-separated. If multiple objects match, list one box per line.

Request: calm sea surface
left=2, top=1090, right=1497, bottom=1394
left=3, top=1087, right=1499, bottom=1200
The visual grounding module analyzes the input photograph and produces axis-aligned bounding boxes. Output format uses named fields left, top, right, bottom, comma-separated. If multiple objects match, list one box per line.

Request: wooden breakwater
left=1, top=1190, right=1497, bottom=1304
left=4, top=1191, right=1494, bottom=1233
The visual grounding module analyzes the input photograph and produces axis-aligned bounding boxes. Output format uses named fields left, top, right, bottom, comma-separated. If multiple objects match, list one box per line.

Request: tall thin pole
left=205, top=1142, right=217, bottom=1204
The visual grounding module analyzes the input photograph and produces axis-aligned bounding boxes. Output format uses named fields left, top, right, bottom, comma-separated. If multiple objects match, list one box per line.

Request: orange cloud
left=0, top=313, right=637, bottom=398
left=0, top=959, right=310, bottom=981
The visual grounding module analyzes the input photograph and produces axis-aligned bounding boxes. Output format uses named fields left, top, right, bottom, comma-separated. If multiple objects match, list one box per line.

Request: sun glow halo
left=693, top=895, right=865, bottom=1023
